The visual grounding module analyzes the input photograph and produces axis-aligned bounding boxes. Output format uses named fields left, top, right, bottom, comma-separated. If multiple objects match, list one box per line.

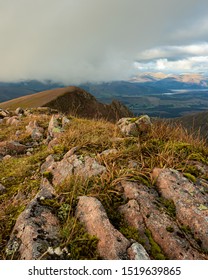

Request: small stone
left=3, top=155, right=12, bottom=161
left=100, top=149, right=118, bottom=156
left=15, top=107, right=24, bottom=115
left=54, top=247, right=63, bottom=256
left=0, top=183, right=6, bottom=194
left=127, top=242, right=150, bottom=260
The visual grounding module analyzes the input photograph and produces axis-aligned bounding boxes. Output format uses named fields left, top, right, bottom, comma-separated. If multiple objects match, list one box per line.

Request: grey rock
left=117, top=115, right=152, bottom=137
left=0, top=141, right=27, bottom=156
left=127, top=242, right=150, bottom=260
left=48, top=115, right=63, bottom=138
left=42, top=153, right=106, bottom=186
left=6, top=179, right=60, bottom=260
left=15, top=107, right=24, bottom=115
left=26, top=121, right=44, bottom=141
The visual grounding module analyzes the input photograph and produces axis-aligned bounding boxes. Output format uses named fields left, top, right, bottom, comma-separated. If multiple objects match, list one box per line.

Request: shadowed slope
left=0, top=86, right=133, bottom=121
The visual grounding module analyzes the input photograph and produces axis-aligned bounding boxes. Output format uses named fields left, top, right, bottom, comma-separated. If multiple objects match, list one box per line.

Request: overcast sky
left=0, top=0, right=208, bottom=84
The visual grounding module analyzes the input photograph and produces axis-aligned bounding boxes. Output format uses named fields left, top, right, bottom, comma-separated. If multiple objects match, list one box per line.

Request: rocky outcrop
left=76, top=196, right=149, bottom=260
left=117, top=115, right=152, bottom=137
left=152, top=168, right=208, bottom=252
left=41, top=152, right=106, bottom=186
left=119, top=180, right=205, bottom=259
left=6, top=179, right=61, bottom=260
left=6, top=116, right=20, bottom=126
left=26, top=120, right=44, bottom=141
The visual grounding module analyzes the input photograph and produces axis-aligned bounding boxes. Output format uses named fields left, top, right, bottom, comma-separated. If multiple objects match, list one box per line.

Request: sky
left=0, top=0, right=208, bottom=84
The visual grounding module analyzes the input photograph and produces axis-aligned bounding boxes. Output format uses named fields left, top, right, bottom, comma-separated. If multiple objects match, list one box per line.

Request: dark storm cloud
left=0, top=0, right=207, bottom=83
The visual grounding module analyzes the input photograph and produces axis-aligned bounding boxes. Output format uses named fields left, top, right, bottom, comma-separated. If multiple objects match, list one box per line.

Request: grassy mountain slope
left=0, top=86, right=133, bottom=121
left=176, top=111, right=208, bottom=139
left=0, top=111, right=208, bottom=259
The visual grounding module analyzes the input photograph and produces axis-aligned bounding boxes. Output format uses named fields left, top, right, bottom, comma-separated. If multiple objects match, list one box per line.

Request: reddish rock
left=76, top=196, right=131, bottom=260
left=119, top=180, right=206, bottom=259
left=152, top=168, right=208, bottom=252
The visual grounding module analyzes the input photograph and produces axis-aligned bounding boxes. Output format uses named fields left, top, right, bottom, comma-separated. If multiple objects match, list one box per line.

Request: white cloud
left=135, top=56, right=208, bottom=74
left=138, top=43, right=208, bottom=61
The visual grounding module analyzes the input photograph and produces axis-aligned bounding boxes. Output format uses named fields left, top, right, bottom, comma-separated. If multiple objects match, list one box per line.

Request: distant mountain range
left=130, top=72, right=208, bottom=89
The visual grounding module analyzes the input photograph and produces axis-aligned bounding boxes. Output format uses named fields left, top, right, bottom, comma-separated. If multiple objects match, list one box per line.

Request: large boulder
left=117, top=115, right=152, bottom=137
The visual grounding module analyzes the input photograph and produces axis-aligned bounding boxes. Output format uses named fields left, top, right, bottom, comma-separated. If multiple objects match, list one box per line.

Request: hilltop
left=0, top=86, right=133, bottom=121
left=0, top=107, right=208, bottom=260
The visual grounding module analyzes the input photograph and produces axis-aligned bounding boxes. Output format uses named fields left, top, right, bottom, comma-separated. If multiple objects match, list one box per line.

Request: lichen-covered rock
left=0, top=141, right=28, bottom=156
left=26, top=120, right=44, bottom=141
left=152, top=168, right=208, bottom=252
left=6, top=179, right=60, bottom=260
left=127, top=242, right=150, bottom=260
left=42, top=152, right=106, bottom=186
left=76, top=196, right=131, bottom=260
left=117, top=115, right=152, bottom=137
left=119, top=180, right=206, bottom=259
left=48, top=115, right=63, bottom=138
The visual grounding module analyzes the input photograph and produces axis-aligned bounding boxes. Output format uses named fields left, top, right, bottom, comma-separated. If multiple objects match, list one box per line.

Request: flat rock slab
left=6, top=179, right=60, bottom=260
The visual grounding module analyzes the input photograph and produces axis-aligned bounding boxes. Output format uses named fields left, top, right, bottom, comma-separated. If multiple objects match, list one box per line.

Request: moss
left=42, top=171, right=53, bottom=183
left=145, top=229, right=166, bottom=260
left=166, top=226, right=174, bottom=233
left=60, top=218, right=99, bottom=260
left=119, top=225, right=145, bottom=246
left=157, top=197, right=176, bottom=218
left=183, top=173, right=196, bottom=183
left=183, top=165, right=200, bottom=177
left=180, top=225, right=192, bottom=236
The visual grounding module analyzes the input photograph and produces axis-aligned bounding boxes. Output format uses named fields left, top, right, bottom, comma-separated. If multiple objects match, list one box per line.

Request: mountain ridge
left=0, top=86, right=133, bottom=122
